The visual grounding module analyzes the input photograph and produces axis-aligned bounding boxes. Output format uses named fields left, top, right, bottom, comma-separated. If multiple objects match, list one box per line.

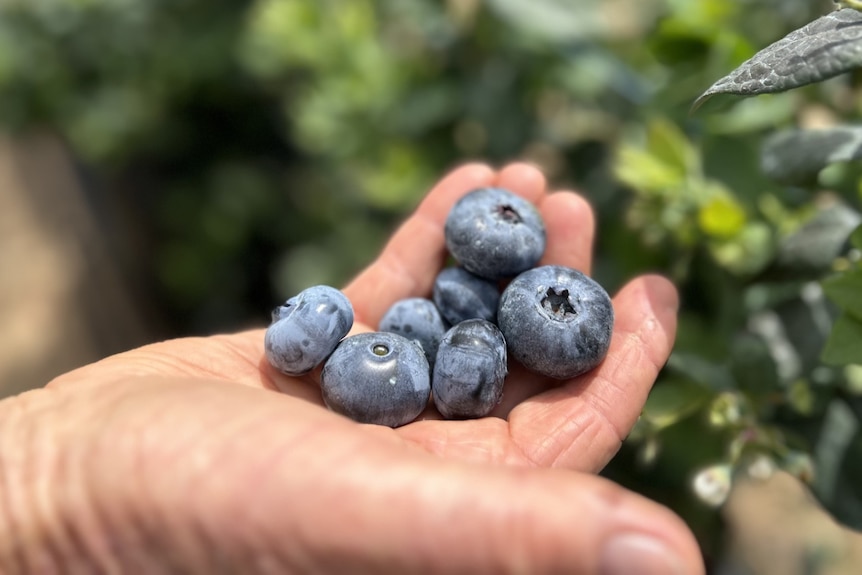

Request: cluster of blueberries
left=264, top=188, right=614, bottom=427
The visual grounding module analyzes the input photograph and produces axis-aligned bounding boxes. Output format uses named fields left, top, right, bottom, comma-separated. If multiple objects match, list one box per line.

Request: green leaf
left=613, top=145, right=685, bottom=195
left=613, top=117, right=702, bottom=196
left=845, top=364, right=862, bottom=394
left=822, top=269, right=862, bottom=312
left=642, top=378, right=712, bottom=429
left=761, top=127, right=862, bottom=185
left=813, top=399, right=859, bottom=504
left=703, top=93, right=796, bottom=135
left=730, top=331, right=781, bottom=394
left=666, top=352, right=737, bottom=391
left=830, top=427, right=862, bottom=530
left=787, top=379, right=816, bottom=416
left=821, top=313, right=862, bottom=365
left=850, top=223, right=862, bottom=251
left=698, top=196, right=746, bottom=239
left=693, top=9, right=862, bottom=109
left=709, top=222, right=773, bottom=276
left=823, top=268, right=862, bottom=320
left=484, top=0, right=657, bottom=43
left=646, top=117, right=700, bottom=177
left=484, top=0, right=602, bottom=42
left=770, top=204, right=861, bottom=280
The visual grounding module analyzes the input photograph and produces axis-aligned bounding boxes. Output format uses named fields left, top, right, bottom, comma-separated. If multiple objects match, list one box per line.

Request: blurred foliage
left=4, top=0, right=862, bottom=563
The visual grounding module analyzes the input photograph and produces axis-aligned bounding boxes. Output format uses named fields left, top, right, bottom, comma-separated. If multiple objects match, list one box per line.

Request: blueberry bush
left=3, top=0, right=862, bottom=563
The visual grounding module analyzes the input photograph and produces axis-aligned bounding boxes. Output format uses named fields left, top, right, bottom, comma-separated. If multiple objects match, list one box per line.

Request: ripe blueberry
left=497, top=265, right=613, bottom=379
left=321, top=332, right=431, bottom=427
left=265, top=285, right=354, bottom=376
left=432, top=319, right=507, bottom=419
left=444, top=187, right=546, bottom=280
left=432, top=267, right=500, bottom=326
left=378, top=297, right=448, bottom=367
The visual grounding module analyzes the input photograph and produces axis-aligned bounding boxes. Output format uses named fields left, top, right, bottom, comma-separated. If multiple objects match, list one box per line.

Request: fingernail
left=599, top=534, right=686, bottom=575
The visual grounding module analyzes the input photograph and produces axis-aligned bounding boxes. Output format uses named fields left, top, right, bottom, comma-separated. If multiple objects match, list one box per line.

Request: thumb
left=244, top=444, right=706, bottom=574
left=138, top=382, right=703, bottom=574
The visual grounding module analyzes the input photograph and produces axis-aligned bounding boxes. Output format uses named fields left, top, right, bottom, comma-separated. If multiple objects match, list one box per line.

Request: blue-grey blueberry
left=264, top=285, right=354, bottom=376
left=432, top=267, right=500, bottom=326
left=378, top=297, right=448, bottom=367
left=432, top=319, right=507, bottom=419
left=497, top=265, right=613, bottom=380
left=444, top=187, right=546, bottom=280
left=321, top=332, right=431, bottom=428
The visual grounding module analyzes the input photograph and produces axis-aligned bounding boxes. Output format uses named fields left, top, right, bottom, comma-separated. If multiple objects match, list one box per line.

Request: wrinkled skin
left=0, top=163, right=705, bottom=575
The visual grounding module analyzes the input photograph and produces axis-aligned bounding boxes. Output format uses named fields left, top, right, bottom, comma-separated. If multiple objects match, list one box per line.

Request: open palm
left=29, top=162, right=698, bottom=574
left=55, top=162, right=676, bottom=469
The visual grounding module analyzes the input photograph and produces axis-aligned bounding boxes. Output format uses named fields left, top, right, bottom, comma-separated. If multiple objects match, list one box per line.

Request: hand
left=0, top=163, right=705, bottom=574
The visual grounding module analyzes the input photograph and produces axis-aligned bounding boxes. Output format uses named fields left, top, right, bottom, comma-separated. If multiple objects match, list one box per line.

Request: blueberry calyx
left=496, top=204, right=521, bottom=224
left=498, top=265, right=613, bottom=380
left=541, top=287, right=577, bottom=320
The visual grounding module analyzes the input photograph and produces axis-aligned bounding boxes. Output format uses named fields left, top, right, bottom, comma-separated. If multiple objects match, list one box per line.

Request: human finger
left=342, top=163, right=495, bottom=327
left=344, top=161, right=554, bottom=329
left=493, top=162, right=547, bottom=205
left=538, top=190, right=595, bottom=275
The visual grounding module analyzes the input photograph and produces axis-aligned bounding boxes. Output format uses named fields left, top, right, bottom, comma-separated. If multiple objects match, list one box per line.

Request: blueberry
left=321, top=332, right=431, bottom=427
left=497, top=266, right=613, bottom=380
left=444, top=187, right=546, bottom=280
left=432, top=267, right=500, bottom=326
left=432, top=319, right=507, bottom=419
left=264, top=285, right=354, bottom=376
left=378, top=298, right=448, bottom=367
